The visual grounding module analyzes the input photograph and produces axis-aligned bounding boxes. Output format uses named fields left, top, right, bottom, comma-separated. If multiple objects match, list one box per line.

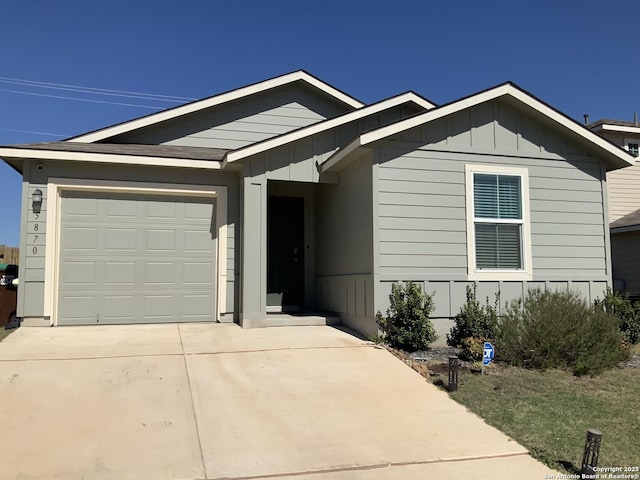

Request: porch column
left=240, top=179, right=267, bottom=325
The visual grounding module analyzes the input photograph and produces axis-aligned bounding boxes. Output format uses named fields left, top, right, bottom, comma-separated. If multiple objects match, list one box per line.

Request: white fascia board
left=0, top=148, right=222, bottom=170
left=319, top=137, right=363, bottom=172
left=224, top=92, right=434, bottom=165
left=297, top=72, right=364, bottom=109
left=358, top=85, right=513, bottom=146
left=356, top=84, right=635, bottom=169
left=69, top=71, right=364, bottom=144
left=599, top=124, right=640, bottom=135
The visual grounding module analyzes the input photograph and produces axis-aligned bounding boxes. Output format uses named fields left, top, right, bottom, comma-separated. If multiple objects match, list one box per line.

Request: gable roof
left=67, top=70, right=365, bottom=144
left=611, top=208, right=640, bottom=233
left=223, top=91, right=435, bottom=166
left=320, top=82, right=637, bottom=172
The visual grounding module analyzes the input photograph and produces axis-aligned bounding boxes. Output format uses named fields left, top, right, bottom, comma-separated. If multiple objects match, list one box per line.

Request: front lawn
left=445, top=363, right=639, bottom=472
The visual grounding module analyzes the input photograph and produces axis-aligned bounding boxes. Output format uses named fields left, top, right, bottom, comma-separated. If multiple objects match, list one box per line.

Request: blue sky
left=0, top=0, right=638, bottom=247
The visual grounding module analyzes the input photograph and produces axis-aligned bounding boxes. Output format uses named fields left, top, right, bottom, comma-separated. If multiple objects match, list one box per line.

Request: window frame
left=624, top=138, right=639, bottom=158
left=465, top=164, right=533, bottom=281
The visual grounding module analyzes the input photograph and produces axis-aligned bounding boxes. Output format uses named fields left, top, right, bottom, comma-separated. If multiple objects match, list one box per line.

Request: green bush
left=460, top=336, right=488, bottom=362
left=447, top=283, right=499, bottom=347
left=497, top=289, right=629, bottom=375
left=593, top=288, right=640, bottom=345
left=375, top=282, right=438, bottom=351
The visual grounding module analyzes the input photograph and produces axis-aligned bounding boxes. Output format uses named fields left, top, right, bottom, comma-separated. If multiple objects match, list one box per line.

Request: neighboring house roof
left=588, top=119, right=640, bottom=135
left=67, top=70, right=365, bottom=144
left=320, top=82, right=637, bottom=173
left=223, top=91, right=435, bottom=166
left=0, top=142, right=226, bottom=171
left=610, top=207, right=640, bottom=233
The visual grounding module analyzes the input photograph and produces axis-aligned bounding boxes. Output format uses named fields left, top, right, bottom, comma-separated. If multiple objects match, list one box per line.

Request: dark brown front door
left=267, top=196, right=304, bottom=311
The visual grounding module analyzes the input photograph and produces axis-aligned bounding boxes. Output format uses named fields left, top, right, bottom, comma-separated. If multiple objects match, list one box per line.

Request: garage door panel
left=105, top=228, right=137, bottom=251
left=184, top=230, right=215, bottom=252
left=146, top=229, right=177, bottom=251
left=58, top=192, right=216, bottom=325
left=147, top=201, right=176, bottom=219
left=65, top=196, right=98, bottom=216
left=61, top=261, right=96, bottom=286
left=106, top=198, right=137, bottom=217
left=145, top=263, right=176, bottom=285
left=103, top=295, right=135, bottom=321
left=105, top=262, right=135, bottom=285
left=64, top=227, right=98, bottom=251
left=185, top=202, right=214, bottom=221
left=184, top=262, right=215, bottom=284
left=59, top=296, right=96, bottom=324
left=183, top=294, right=214, bottom=318
left=144, top=295, right=174, bottom=319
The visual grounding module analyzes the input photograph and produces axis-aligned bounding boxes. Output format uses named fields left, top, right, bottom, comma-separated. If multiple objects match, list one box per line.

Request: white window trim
left=465, top=164, right=533, bottom=281
left=624, top=138, right=640, bottom=158
left=44, top=178, right=227, bottom=326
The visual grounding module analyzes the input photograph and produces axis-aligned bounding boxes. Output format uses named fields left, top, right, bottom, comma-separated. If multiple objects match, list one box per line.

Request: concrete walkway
left=0, top=324, right=558, bottom=479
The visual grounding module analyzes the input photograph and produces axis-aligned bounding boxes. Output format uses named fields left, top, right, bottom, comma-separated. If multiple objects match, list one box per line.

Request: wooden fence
left=0, top=246, right=19, bottom=265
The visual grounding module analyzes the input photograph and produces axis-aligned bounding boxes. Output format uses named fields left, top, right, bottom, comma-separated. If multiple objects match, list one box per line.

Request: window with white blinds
left=473, top=173, right=523, bottom=269
left=465, top=164, right=532, bottom=280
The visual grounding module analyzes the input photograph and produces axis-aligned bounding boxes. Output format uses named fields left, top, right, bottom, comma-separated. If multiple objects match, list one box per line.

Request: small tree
left=375, top=282, right=437, bottom=351
left=447, top=283, right=499, bottom=348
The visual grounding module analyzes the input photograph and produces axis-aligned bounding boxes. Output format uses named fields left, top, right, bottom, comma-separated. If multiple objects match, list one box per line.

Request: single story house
left=1, top=71, right=635, bottom=341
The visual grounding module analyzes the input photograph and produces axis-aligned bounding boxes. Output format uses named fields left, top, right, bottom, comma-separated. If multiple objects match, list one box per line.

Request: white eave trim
left=321, top=84, right=636, bottom=171
left=0, top=147, right=222, bottom=170
left=224, top=92, right=435, bottom=165
left=320, top=138, right=363, bottom=172
left=68, top=71, right=364, bottom=143
left=596, top=124, right=640, bottom=134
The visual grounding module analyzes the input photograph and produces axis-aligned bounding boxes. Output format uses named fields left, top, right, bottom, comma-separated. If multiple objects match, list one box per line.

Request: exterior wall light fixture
left=32, top=189, right=43, bottom=213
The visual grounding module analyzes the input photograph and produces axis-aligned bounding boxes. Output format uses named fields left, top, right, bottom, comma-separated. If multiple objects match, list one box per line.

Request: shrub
left=460, top=336, right=488, bottom=362
left=375, top=281, right=438, bottom=351
left=496, top=289, right=629, bottom=375
left=593, top=288, right=640, bottom=345
left=447, top=283, right=499, bottom=347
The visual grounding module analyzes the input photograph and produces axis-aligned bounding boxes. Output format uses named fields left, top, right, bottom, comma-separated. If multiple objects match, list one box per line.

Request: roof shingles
left=2, top=142, right=228, bottom=161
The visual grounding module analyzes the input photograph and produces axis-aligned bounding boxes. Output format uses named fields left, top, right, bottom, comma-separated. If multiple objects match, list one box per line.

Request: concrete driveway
left=0, top=324, right=557, bottom=479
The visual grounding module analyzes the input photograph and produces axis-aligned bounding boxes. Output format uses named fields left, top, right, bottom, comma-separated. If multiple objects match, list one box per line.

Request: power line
left=0, top=88, right=164, bottom=109
left=0, top=76, right=196, bottom=102
left=0, top=128, right=67, bottom=137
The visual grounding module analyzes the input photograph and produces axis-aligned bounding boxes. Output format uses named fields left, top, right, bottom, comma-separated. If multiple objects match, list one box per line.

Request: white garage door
left=57, top=191, right=216, bottom=325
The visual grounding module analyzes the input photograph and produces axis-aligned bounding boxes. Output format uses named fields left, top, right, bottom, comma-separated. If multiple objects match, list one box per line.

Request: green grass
left=446, top=365, right=640, bottom=473
left=0, top=327, right=16, bottom=342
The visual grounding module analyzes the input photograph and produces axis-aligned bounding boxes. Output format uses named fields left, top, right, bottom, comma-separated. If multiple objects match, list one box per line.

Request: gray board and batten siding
left=370, top=99, right=611, bottom=338
left=240, top=102, right=423, bottom=182
left=315, top=155, right=375, bottom=334
left=238, top=103, right=420, bottom=327
left=106, top=83, right=354, bottom=150
left=17, top=158, right=239, bottom=324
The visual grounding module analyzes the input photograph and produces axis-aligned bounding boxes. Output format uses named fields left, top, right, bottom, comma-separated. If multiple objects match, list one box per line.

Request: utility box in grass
left=0, top=264, right=18, bottom=327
